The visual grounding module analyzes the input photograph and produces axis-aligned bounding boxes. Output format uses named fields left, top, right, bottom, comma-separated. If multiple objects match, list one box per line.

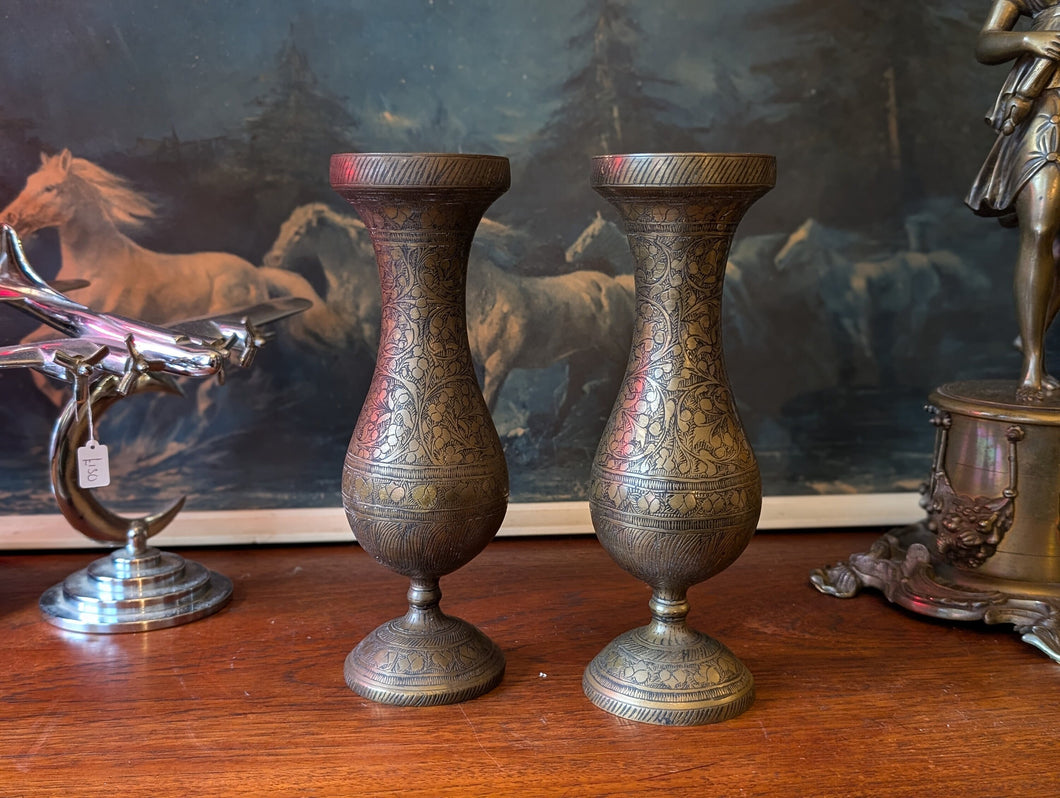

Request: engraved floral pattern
left=334, top=155, right=510, bottom=582
left=596, top=641, right=744, bottom=692
left=349, top=211, right=501, bottom=469
left=589, top=475, right=757, bottom=521
left=368, top=636, right=487, bottom=676
left=589, top=154, right=774, bottom=596
left=595, top=211, right=756, bottom=482
left=346, top=467, right=504, bottom=514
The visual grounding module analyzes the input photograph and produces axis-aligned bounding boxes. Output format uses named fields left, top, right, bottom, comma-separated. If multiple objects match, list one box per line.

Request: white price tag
left=77, top=439, right=111, bottom=489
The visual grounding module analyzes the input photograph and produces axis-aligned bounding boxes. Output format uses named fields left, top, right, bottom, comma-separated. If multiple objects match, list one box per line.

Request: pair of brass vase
left=331, top=151, right=776, bottom=725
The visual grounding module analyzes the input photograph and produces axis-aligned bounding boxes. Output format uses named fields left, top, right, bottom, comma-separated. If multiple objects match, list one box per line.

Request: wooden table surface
left=2, top=530, right=1058, bottom=797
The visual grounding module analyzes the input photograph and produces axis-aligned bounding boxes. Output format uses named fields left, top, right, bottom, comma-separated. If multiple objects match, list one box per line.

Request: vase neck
left=345, top=193, right=505, bottom=468
left=600, top=186, right=767, bottom=236
left=621, top=201, right=738, bottom=376
left=352, top=194, right=492, bottom=311
left=591, top=190, right=763, bottom=481
left=372, top=235, right=472, bottom=312
left=361, top=205, right=477, bottom=380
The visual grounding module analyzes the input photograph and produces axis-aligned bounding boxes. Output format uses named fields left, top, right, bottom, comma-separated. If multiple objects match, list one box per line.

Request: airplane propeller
left=236, top=317, right=271, bottom=369
left=117, top=334, right=162, bottom=396
left=53, top=344, right=109, bottom=381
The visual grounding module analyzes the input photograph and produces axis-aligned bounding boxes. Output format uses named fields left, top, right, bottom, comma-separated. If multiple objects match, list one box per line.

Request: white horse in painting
left=263, top=202, right=381, bottom=350
left=264, top=203, right=634, bottom=427
left=0, top=150, right=347, bottom=378
left=468, top=254, right=634, bottom=423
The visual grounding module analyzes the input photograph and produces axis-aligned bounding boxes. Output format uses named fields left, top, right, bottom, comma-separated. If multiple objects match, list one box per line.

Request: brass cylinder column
left=929, top=381, right=1060, bottom=587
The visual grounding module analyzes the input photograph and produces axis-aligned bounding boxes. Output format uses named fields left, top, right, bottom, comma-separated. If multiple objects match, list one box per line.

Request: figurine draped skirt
left=967, top=90, right=1060, bottom=219
left=967, top=1, right=1060, bottom=219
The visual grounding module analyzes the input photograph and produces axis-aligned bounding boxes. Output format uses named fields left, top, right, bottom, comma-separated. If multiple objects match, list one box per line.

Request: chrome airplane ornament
left=0, top=224, right=311, bottom=632
left=0, top=223, right=310, bottom=394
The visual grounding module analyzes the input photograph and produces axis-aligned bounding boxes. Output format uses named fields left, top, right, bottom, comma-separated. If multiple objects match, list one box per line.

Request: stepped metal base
left=811, top=522, right=1060, bottom=663
left=40, top=544, right=232, bottom=633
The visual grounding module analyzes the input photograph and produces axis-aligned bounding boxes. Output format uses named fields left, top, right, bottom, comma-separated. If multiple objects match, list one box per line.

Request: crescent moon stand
left=38, top=375, right=232, bottom=633
left=811, top=381, right=1060, bottom=664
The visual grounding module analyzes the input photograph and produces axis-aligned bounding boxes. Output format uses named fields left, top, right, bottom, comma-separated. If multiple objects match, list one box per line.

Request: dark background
left=0, top=1, right=1029, bottom=512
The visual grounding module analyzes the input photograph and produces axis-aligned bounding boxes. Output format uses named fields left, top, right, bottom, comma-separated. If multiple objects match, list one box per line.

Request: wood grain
left=2, top=532, right=1058, bottom=796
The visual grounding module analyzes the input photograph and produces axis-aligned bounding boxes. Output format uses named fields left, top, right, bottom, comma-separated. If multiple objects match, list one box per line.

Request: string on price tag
left=74, top=375, right=110, bottom=489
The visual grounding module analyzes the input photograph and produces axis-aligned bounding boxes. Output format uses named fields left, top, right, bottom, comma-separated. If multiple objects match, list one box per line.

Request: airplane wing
left=0, top=341, right=48, bottom=369
left=0, top=339, right=110, bottom=376
left=170, top=297, right=312, bottom=342
left=0, top=337, right=183, bottom=396
left=49, top=279, right=91, bottom=293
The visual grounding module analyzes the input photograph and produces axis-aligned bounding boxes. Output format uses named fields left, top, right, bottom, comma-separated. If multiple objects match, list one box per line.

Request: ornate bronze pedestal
left=812, top=380, right=1060, bottom=662
left=330, top=153, right=509, bottom=705
left=40, top=375, right=231, bottom=633
left=583, top=153, right=776, bottom=725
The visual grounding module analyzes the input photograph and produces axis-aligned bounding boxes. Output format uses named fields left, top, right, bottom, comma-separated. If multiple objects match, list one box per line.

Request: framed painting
left=0, top=1, right=1020, bottom=546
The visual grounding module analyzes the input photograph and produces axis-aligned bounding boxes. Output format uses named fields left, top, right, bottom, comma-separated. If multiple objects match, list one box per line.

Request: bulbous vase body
left=584, top=152, right=776, bottom=725
left=331, top=152, right=510, bottom=706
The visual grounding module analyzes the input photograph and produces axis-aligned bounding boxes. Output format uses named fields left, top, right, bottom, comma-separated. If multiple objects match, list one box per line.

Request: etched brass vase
left=584, top=153, right=776, bottom=725
left=330, top=153, right=510, bottom=705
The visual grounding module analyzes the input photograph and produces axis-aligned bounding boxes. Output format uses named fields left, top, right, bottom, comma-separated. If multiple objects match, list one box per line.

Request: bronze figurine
left=812, top=1, right=1060, bottom=664
left=811, top=381, right=1060, bottom=662
left=583, top=153, right=776, bottom=725
left=967, top=0, right=1060, bottom=401
left=331, top=153, right=510, bottom=706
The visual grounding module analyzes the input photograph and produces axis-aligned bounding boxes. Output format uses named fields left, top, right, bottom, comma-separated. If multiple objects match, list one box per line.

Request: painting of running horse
left=2, top=150, right=271, bottom=322
left=0, top=0, right=1022, bottom=513
left=262, top=202, right=634, bottom=425
left=1, top=151, right=346, bottom=361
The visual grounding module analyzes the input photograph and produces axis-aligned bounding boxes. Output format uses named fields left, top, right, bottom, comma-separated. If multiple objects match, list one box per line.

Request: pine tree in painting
left=519, top=0, right=699, bottom=243
left=745, top=0, right=980, bottom=228
left=242, top=39, right=360, bottom=186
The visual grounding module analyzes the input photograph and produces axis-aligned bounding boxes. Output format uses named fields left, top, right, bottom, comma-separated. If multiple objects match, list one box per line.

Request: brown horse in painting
left=0, top=150, right=345, bottom=380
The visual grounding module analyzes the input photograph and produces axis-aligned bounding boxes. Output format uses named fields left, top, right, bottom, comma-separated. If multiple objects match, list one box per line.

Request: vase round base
left=345, top=610, right=505, bottom=706
left=583, top=625, right=755, bottom=726
left=39, top=546, right=232, bottom=634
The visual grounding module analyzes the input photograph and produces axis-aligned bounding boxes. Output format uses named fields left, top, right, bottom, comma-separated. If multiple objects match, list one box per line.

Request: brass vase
left=584, top=153, right=776, bottom=725
left=330, top=153, right=510, bottom=705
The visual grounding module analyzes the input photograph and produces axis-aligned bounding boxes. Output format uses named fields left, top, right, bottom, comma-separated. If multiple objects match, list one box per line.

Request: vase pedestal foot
left=345, top=601, right=505, bottom=706
left=583, top=623, right=755, bottom=726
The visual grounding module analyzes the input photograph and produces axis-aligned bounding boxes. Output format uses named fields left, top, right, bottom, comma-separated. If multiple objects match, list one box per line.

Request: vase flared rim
left=591, top=153, right=776, bottom=189
left=330, top=152, right=511, bottom=191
